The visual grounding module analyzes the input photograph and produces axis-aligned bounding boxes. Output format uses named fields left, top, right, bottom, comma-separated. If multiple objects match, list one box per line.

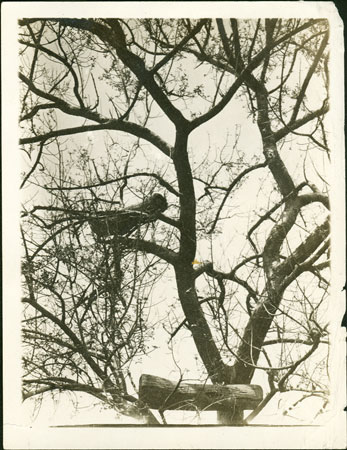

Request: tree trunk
left=217, top=409, right=244, bottom=425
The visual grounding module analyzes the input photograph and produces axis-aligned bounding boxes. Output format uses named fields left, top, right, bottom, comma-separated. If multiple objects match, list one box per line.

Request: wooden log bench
left=139, top=374, right=263, bottom=412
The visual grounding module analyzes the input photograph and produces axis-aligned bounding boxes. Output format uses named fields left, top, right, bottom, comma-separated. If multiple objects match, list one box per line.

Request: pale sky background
left=2, top=2, right=346, bottom=449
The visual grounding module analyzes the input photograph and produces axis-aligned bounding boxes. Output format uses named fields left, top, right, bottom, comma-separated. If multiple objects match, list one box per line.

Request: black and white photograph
left=2, top=2, right=346, bottom=449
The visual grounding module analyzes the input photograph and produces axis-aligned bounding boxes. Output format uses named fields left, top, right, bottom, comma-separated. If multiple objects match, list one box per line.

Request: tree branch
left=22, top=296, right=107, bottom=381
left=208, top=162, right=267, bottom=234
left=117, top=236, right=179, bottom=266
left=274, top=102, right=329, bottom=142
left=45, top=172, right=180, bottom=197
left=150, top=19, right=209, bottom=74
left=20, top=119, right=173, bottom=158
left=289, top=32, right=329, bottom=124
left=57, top=19, right=189, bottom=128
left=19, top=39, right=85, bottom=108
left=245, top=336, right=320, bottom=423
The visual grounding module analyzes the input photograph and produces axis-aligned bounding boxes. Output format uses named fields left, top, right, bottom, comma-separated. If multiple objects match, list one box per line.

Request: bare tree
left=19, top=18, right=330, bottom=425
